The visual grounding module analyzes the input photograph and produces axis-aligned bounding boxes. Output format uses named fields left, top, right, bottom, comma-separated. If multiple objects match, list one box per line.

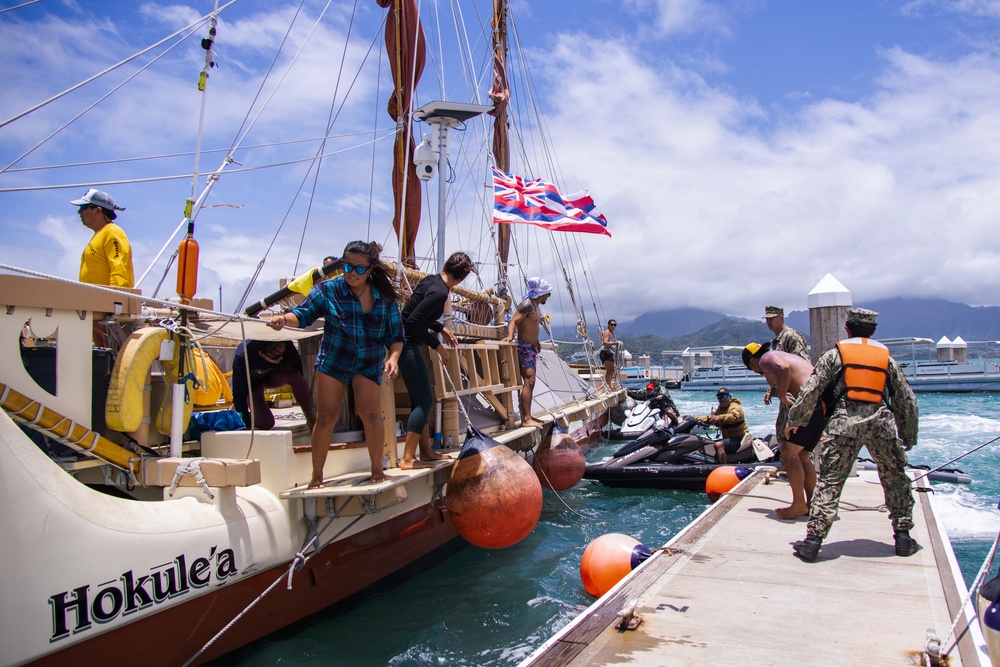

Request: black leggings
left=400, top=341, right=434, bottom=435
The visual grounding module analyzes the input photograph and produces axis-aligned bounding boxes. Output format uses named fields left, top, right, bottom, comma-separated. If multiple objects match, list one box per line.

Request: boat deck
left=280, top=457, right=454, bottom=498
left=522, top=469, right=988, bottom=666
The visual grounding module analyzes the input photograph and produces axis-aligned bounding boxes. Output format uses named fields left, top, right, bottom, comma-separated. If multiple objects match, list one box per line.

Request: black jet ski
left=585, top=417, right=781, bottom=490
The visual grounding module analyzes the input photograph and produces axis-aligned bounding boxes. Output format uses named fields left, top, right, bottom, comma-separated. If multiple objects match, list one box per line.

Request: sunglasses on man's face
left=342, top=262, right=369, bottom=276
left=609, top=323, right=616, bottom=327
left=78, top=204, right=98, bottom=212
left=718, top=394, right=730, bottom=400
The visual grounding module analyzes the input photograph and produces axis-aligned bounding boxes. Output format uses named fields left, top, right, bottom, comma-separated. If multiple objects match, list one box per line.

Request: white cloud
left=625, top=0, right=732, bottom=36
left=5, top=1, right=1000, bottom=328
left=523, top=30, right=1000, bottom=319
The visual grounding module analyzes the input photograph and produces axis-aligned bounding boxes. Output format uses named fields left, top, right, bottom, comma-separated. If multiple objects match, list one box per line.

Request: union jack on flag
left=492, top=167, right=610, bottom=237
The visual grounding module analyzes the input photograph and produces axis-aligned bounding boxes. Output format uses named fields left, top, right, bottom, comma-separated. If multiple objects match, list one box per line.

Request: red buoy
left=446, top=427, right=543, bottom=549
left=705, top=465, right=741, bottom=502
left=580, top=533, right=652, bottom=597
left=531, top=422, right=586, bottom=491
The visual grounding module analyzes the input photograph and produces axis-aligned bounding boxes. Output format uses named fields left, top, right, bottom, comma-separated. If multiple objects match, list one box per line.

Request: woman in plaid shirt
left=269, top=241, right=404, bottom=488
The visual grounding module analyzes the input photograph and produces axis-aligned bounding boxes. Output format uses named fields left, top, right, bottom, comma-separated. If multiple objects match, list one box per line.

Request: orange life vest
left=836, top=338, right=890, bottom=403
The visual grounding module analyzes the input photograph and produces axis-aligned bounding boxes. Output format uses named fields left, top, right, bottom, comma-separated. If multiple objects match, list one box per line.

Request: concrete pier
left=521, top=470, right=987, bottom=667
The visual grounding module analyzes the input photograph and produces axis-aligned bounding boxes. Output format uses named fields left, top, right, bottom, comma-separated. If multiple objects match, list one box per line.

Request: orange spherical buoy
left=446, top=426, right=543, bottom=549
left=580, top=533, right=652, bottom=597
left=705, top=465, right=742, bottom=502
left=531, top=422, right=586, bottom=491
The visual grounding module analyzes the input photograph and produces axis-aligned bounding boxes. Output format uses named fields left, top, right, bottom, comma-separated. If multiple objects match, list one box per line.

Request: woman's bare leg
left=401, top=430, right=435, bottom=469
left=418, top=424, right=444, bottom=461
left=309, top=372, right=347, bottom=489
left=352, top=375, right=387, bottom=483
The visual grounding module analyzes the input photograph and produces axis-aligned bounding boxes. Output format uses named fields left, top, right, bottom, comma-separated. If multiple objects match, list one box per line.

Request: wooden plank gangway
left=522, top=469, right=989, bottom=667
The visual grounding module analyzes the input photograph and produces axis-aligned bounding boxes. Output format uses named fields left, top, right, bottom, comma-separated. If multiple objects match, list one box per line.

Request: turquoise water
left=229, top=392, right=1000, bottom=666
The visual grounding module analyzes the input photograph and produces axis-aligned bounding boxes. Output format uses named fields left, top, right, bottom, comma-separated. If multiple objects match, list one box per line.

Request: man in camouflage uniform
left=763, top=306, right=808, bottom=404
left=786, top=308, right=919, bottom=561
left=763, top=306, right=808, bottom=406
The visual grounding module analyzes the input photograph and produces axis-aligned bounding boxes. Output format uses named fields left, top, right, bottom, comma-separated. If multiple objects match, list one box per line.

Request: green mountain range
left=567, top=298, right=1000, bottom=362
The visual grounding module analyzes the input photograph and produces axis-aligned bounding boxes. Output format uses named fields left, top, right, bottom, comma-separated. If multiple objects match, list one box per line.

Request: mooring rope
left=181, top=511, right=365, bottom=667
left=909, top=433, right=1000, bottom=484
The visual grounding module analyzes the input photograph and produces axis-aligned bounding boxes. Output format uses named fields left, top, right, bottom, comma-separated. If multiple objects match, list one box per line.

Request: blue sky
left=2, top=0, right=1000, bottom=328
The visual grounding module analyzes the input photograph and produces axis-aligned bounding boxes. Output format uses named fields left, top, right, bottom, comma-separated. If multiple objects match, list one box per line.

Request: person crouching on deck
left=231, top=340, right=316, bottom=432
left=268, top=241, right=403, bottom=488
left=501, top=277, right=552, bottom=429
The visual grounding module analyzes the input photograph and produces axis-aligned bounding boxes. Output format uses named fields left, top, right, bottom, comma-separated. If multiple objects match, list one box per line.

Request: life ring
left=104, top=326, right=196, bottom=436
left=105, top=327, right=170, bottom=432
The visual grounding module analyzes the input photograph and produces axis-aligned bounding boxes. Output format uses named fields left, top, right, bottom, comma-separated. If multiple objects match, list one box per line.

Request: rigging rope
left=232, top=6, right=389, bottom=313
left=910, top=434, right=1000, bottom=485
left=1, top=38, right=193, bottom=174
left=0, top=136, right=394, bottom=194
left=294, top=0, right=361, bottom=276
left=0, top=2, right=237, bottom=130
left=181, top=512, right=366, bottom=667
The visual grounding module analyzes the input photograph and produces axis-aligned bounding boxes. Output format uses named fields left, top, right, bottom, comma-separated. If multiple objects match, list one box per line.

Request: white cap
left=70, top=189, right=125, bottom=219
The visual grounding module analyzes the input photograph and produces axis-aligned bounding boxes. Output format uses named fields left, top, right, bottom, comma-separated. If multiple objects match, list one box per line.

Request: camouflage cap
left=763, top=305, right=783, bottom=319
left=846, top=308, right=878, bottom=325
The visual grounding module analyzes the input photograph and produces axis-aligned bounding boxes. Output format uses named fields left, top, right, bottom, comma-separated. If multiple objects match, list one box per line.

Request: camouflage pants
left=807, top=433, right=914, bottom=539
left=775, top=403, right=788, bottom=443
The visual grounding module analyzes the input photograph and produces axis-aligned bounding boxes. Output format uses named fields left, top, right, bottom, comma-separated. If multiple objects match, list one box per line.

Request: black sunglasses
left=78, top=204, right=98, bottom=212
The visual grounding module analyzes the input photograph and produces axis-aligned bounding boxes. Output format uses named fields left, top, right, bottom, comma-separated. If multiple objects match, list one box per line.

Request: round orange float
left=446, top=426, right=543, bottom=549
left=705, top=465, right=742, bottom=501
left=580, top=533, right=652, bottom=597
left=531, top=423, right=586, bottom=491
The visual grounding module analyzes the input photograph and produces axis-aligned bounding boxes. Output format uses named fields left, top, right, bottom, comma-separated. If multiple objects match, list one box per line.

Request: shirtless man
left=743, top=342, right=817, bottom=519
left=501, top=277, right=552, bottom=429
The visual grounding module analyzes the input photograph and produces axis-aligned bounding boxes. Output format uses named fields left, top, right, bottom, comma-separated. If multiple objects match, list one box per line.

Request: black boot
left=894, top=531, right=919, bottom=557
left=793, top=534, right=822, bottom=561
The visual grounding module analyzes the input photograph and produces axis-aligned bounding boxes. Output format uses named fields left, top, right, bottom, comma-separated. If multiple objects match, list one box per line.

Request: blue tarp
left=191, top=410, right=246, bottom=433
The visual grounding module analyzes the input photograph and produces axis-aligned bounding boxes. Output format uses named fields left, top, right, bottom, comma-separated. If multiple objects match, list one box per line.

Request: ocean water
left=228, top=391, right=1000, bottom=666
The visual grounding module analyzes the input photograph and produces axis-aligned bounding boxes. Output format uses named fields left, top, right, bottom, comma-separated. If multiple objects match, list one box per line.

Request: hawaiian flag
left=492, top=167, right=610, bottom=237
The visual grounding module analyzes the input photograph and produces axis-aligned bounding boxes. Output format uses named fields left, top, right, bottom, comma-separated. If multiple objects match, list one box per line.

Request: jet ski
left=617, top=400, right=662, bottom=439
left=585, top=417, right=781, bottom=490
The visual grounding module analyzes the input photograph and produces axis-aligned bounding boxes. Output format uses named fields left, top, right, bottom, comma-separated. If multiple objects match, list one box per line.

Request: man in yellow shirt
left=72, top=188, right=134, bottom=288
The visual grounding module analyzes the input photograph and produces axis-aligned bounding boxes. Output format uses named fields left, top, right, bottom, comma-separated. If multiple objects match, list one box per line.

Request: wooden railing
left=427, top=340, right=522, bottom=445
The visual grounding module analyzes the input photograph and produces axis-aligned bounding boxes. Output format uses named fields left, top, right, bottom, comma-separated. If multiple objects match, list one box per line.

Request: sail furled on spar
left=491, top=167, right=611, bottom=237
left=489, top=0, right=512, bottom=281
left=378, top=0, right=425, bottom=267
